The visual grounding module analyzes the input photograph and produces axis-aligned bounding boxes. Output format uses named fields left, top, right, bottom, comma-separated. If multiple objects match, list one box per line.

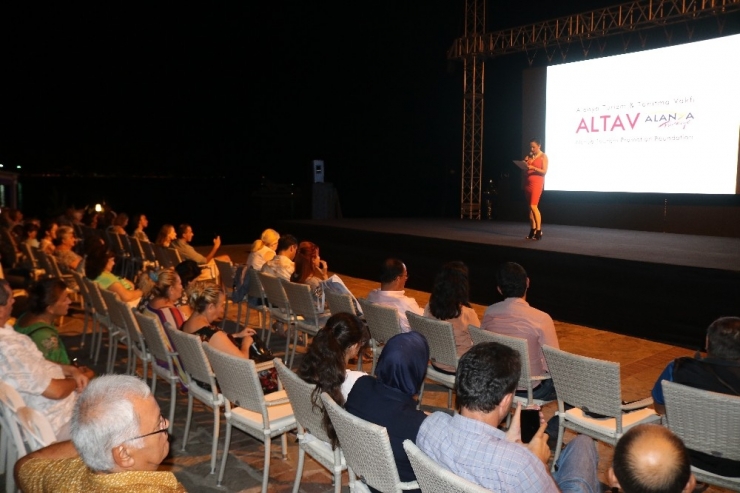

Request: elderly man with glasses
left=15, top=374, right=185, bottom=492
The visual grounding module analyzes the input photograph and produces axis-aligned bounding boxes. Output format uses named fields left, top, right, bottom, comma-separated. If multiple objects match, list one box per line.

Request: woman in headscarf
left=344, top=332, right=429, bottom=490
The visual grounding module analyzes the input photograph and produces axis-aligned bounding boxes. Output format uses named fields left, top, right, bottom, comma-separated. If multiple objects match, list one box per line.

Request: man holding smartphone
left=416, top=342, right=600, bottom=492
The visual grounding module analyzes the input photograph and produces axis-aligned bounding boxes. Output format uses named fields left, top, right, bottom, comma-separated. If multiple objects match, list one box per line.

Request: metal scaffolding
left=451, top=0, right=740, bottom=218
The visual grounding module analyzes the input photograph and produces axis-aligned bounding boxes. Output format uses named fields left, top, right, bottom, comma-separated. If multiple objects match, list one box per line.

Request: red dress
left=524, top=155, right=545, bottom=205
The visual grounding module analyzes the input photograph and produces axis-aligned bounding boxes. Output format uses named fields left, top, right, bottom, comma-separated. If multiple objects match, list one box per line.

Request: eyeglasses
left=124, top=414, right=169, bottom=442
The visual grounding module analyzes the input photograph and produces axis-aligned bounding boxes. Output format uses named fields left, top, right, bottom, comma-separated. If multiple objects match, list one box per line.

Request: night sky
left=2, top=0, right=727, bottom=222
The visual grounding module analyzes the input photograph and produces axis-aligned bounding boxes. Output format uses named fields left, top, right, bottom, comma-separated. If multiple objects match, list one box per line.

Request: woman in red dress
left=524, top=138, right=548, bottom=240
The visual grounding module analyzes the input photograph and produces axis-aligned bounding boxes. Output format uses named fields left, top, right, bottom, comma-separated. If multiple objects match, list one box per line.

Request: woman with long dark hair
left=85, top=247, right=142, bottom=305
left=424, top=261, right=478, bottom=372
left=297, top=313, right=369, bottom=447
left=291, top=241, right=329, bottom=314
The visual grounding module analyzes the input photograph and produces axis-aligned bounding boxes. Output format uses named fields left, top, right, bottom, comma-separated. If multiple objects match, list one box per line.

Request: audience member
left=181, top=281, right=258, bottom=359
left=14, top=374, right=185, bottom=492
left=174, top=259, right=201, bottom=317
left=366, top=258, right=423, bottom=332
left=345, top=332, right=429, bottom=490
left=297, top=313, right=369, bottom=447
left=139, top=268, right=187, bottom=328
left=423, top=261, right=478, bottom=372
left=171, top=223, right=230, bottom=280
left=0, top=279, right=89, bottom=439
left=652, top=316, right=740, bottom=476
left=291, top=241, right=330, bottom=315
left=480, top=261, right=558, bottom=401
left=54, top=225, right=83, bottom=271
left=261, top=234, right=298, bottom=280
left=14, top=279, right=73, bottom=364
left=85, top=247, right=143, bottom=305
left=155, top=224, right=177, bottom=247
left=107, top=212, right=129, bottom=235
left=609, top=424, right=696, bottom=493
left=38, top=219, right=58, bottom=255
left=22, top=222, right=40, bottom=248
left=181, top=281, right=275, bottom=391
left=247, top=228, right=279, bottom=270
left=417, top=341, right=599, bottom=492
left=131, top=214, right=150, bottom=242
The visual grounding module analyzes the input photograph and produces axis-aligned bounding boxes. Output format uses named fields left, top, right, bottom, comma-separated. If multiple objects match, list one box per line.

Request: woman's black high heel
left=526, top=228, right=536, bottom=240
left=533, top=229, right=543, bottom=240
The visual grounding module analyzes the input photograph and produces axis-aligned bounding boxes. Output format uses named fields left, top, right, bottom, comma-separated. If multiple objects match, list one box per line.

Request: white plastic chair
left=403, top=439, right=492, bottom=493
left=0, top=381, right=27, bottom=493
left=166, top=326, right=224, bottom=474
left=662, top=380, right=740, bottom=491
left=203, top=344, right=296, bottom=493
left=542, top=345, right=661, bottom=471
left=274, top=358, right=347, bottom=493
left=321, top=392, right=419, bottom=493
left=407, top=312, right=457, bottom=409
left=468, top=325, right=555, bottom=408
left=134, top=311, right=179, bottom=433
left=358, top=299, right=403, bottom=375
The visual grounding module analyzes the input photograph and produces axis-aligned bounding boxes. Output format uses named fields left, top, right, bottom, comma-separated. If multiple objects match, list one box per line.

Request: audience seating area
left=1, top=231, right=737, bottom=493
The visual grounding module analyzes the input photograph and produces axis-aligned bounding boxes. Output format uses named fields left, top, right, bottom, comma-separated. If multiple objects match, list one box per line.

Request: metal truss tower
left=452, top=0, right=740, bottom=218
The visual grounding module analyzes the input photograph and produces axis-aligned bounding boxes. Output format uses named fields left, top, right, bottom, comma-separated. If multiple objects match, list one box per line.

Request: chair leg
left=418, top=382, right=426, bottom=410
left=447, top=388, right=453, bottom=409
left=262, top=436, right=272, bottom=493
left=182, top=393, right=194, bottom=451
left=551, top=418, right=566, bottom=472
left=80, top=310, right=90, bottom=349
left=292, top=445, right=305, bottom=493
left=221, top=297, right=231, bottom=329
left=151, top=372, right=158, bottom=393
left=168, top=380, right=176, bottom=434
left=210, top=404, right=220, bottom=474
left=217, top=422, right=232, bottom=487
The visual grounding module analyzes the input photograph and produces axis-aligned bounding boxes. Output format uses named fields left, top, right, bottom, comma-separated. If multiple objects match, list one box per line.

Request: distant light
left=0, top=164, right=3, bottom=168
left=95, top=204, right=103, bottom=212
left=16, top=165, right=21, bottom=169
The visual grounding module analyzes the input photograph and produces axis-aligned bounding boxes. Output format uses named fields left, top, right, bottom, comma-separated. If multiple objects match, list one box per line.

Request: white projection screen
left=545, top=34, right=740, bottom=194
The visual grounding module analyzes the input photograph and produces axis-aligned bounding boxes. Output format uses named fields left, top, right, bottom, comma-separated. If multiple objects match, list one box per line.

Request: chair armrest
left=255, top=360, right=275, bottom=372
left=531, top=374, right=552, bottom=382
left=621, top=397, right=653, bottom=411
left=265, top=397, right=291, bottom=407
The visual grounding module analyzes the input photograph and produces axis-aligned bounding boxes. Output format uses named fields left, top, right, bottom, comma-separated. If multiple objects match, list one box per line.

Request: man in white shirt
left=0, top=279, right=88, bottom=439
left=261, top=234, right=297, bottom=281
left=366, top=258, right=423, bottom=332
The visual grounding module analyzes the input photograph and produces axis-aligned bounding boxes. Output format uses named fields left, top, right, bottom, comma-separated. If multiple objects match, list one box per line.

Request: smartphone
left=520, top=409, right=540, bottom=444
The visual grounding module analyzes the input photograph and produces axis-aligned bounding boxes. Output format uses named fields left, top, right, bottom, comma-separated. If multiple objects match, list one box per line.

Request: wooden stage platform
left=279, top=218, right=740, bottom=350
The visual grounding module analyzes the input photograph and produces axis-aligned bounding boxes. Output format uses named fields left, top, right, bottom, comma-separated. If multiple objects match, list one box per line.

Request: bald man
left=609, top=424, right=696, bottom=493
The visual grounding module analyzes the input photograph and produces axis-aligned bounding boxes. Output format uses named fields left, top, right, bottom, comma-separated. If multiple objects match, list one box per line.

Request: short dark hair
left=613, top=424, right=691, bottom=493
left=496, top=262, right=528, bottom=298
left=177, top=223, right=191, bottom=238
left=175, top=260, right=202, bottom=289
left=27, top=279, right=68, bottom=315
left=84, top=246, right=115, bottom=280
left=0, top=279, right=11, bottom=305
left=277, top=234, right=298, bottom=253
left=379, top=258, right=406, bottom=284
left=707, top=316, right=740, bottom=360
left=455, top=342, right=521, bottom=413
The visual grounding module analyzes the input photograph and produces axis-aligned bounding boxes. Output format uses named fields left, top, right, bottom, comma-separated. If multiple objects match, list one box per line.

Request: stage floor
left=285, top=218, right=740, bottom=272
left=280, top=218, right=740, bottom=349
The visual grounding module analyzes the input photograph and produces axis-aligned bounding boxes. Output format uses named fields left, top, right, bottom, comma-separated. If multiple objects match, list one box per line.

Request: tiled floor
left=6, top=246, right=729, bottom=492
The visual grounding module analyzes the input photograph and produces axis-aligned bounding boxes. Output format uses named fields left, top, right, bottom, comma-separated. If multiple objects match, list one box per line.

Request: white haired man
left=15, top=374, right=184, bottom=492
